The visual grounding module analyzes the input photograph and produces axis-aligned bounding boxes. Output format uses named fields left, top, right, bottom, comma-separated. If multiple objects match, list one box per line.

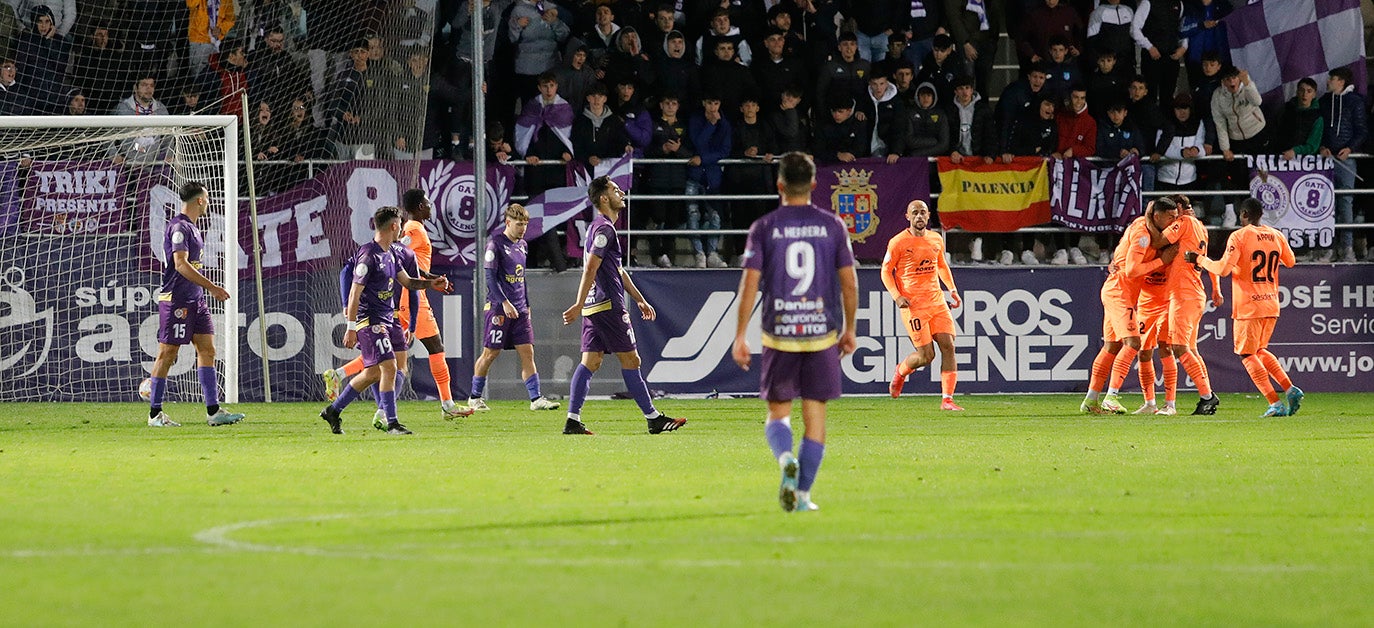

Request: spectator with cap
left=686, top=92, right=732, bottom=268
left=914, top=33, right=958, bottom=106
left=14, top=4, right=68, bottom=114
left=814, top=93, right=870, bottom=164
left=751, top=27, right=807, bottom=115
left=816, top=32, right=871, bottom=113
left=904, top=81, right=950, bottom=157
left=943, top=0, right=1004, bottom=97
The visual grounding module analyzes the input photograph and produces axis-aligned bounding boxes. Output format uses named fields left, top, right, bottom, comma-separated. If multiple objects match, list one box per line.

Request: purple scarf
left=514, top=95, right=575, bottom=155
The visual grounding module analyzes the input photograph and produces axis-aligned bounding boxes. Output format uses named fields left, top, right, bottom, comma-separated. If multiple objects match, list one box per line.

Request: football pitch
left=2, top=394, right=1371, bottom=627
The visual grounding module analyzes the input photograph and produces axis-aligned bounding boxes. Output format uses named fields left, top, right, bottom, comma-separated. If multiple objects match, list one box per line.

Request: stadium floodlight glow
left=0, top=115, right=241, bottom=403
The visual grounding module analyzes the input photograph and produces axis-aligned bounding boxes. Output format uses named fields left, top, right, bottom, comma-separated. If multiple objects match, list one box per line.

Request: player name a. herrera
left=1245, top=155, right=1335, bottom=171
left=771, top=225, right=830, bottom=239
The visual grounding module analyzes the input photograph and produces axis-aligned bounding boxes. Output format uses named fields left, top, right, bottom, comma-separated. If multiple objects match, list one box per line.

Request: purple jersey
left=160, top=213, right=206, bottom=304
left=581, top=213, right=625, bottom=316
left=350, top=241, right=400, bottom=326
left=743, top=204, right=855, bottom=352
left=485, top=232, right=529, bottom=311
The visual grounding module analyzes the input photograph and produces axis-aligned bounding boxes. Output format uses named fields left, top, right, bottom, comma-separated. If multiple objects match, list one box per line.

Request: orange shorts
left=1101, top=292, right=1136, bottom=343
left=1168, top=299, right=1205, bottom=346
left=1138, top=300, right=1169, bottom=350
left=902, top=304, right=955, bottom=347
left=1233, top=317, right=1277, bottom=355
left=397, top=290, right=439, bottom=341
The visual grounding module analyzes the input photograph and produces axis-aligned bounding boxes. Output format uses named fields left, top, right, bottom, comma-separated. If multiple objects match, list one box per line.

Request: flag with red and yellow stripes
left=935, top=157, right=1051, bottom=232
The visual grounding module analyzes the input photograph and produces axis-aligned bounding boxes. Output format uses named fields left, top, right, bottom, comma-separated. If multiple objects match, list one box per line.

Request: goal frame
left=0, top=115, right=241, bottom=402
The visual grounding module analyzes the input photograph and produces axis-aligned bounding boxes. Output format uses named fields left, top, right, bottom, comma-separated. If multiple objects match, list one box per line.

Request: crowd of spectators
left=0, top=1, right=1368, bottom=264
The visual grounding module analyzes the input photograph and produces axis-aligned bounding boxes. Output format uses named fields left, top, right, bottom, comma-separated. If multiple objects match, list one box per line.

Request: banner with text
left=935, top=157, right=1051, bottom=232
left=20, top=160, right=129, bottom=235
left=810, top=157, right=931, bottom=261
left=1248, top=154, right=1337, bottom=250
left=1051, top=155, right=1142, bottom=232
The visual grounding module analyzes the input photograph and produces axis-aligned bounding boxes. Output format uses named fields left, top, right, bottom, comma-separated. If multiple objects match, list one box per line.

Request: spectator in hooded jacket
left=13, top=0, right=75, bottom=37
left=1153, top=93, right=1210, bottom=190
left=605, top=27, right=656, bottom=92
left=948, top=74, right=995, bottom=163
left=1317, top=67, right=1368, bottom=262
left=509, top=0, right=572, bottom=103
left=655, top=30, right=698, bottom=103
left=905, top=82, right=951, bottom=157
left=855, top=73, right=907, bottom=163
left=573, top=82, right=633, bottom=167
left=814, top=94, right=870, bottom=164
left=14, top=5, right=67, bottom=114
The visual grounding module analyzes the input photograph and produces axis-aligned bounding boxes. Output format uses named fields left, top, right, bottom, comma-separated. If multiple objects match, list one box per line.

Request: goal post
left=0, top=114, right=244, bottom=403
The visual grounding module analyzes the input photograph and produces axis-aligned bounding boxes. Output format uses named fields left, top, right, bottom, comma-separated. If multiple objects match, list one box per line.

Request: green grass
left=1, top=393, right=1371, bottom=627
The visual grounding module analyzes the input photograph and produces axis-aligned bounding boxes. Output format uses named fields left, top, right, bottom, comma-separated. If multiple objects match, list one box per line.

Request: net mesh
left=0, top=119, right=234, bottom=403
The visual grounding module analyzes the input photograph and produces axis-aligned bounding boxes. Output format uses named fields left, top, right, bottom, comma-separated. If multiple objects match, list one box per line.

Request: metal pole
left=240, top=91, right=272, bottom=403
left=471, top=2, right=488, bottom=362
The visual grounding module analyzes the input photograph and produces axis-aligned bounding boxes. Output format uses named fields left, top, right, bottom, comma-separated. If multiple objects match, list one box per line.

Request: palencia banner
left=1247, top=154, right=1337, bottom=249
left=810, top=157, right=931, bottom=261
left=627, top=266, right=1374, bottom=396
left=1050, top=155, right=1142, bottom=233
left=936, top=157, right=1051, bottom=232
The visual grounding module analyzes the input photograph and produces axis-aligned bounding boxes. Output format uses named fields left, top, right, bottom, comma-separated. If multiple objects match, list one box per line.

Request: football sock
left=765, top=418, right=793, bottom=461
left=1138, top=357, right=1156, bottom=403
left=1108, top=346, right=1139, bottom=394
left=568, top=364, right=592, bottom=415
left=470, top=375, right=487, bottom=399
left=341, top=356, right=364, bottom=378
left=379, top=389, right=398, bottom=424
left=940, top=371, right=956, bottom=399
left=621, top=369, right=658, bottom=417
left=1242, top=355, right=1279, bottom=403
left=1257, top=350, right=1293, bottom=390
left=332, top=383, right=362, bottom=411
left=1179, top=352, right=1213, bottom=397
left=1160, top=354, right=1177, bottom=403
left=1088, top=347, right=1114, bottom=394
left=149, top=376, right=167, bottom=417
left=797, top=438, right=825, bottom=492
left=895, top=361, right=914, bottom=379
left=428, top=353, right=452, bottom=403
left=524, top=374, right=541, bottom=401
left=198, top=366, right=219, bottom=414
left=369, top=383, right=382, bottom=408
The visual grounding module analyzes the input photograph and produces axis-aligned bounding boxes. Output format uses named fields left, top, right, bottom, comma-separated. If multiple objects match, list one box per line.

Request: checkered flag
left=1225, top=0, right=1367, bottom=104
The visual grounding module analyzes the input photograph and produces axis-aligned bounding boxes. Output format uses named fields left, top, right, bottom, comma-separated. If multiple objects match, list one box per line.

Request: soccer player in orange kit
left=1187, top=197, right=1303, bottom=417
left=882, top=200, right=964, bottom=410
left=1158, top=194, right=1223, bottom=415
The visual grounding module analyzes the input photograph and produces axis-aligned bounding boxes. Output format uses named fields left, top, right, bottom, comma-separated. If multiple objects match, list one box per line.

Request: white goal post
left=0, top=115, right=241, bottom=403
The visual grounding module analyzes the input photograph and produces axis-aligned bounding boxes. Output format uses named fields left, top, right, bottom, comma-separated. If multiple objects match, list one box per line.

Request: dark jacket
left=816, top=53, right=871, bottom=110
left=995, top=78, right=1047, bottom=139
left=904, top=82, right=951, bottom=156
left=573, top=106, right=630, bottom=160
left=697, top=55, right=759, bottom=117
left=1006, top=111, right=1059, bottom=157
left=814, top=113, right=870, bottom=164
left=15, top=28, right=69, bottom=114
left=687, top=110, right=732, bottom=189
left=1097, top=119, right=1146, bottom=159
left=768, top=105, right=810, bottom=153
left=914, top=51, right=959, bottom=106
left=751, top=53, right=809, bottom=113
left=1276, top=98, right=1322, bottom=155
left=646, top=113, right=692, bottom=190
left=1319, top=86, right=1368, bottom=151
left=857, top=81, right=907, bottom=157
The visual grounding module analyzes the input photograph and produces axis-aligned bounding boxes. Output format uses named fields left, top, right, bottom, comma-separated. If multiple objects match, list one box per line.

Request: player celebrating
left=1159, top=194, right=1223, bottom=415
left=320, top=206, right=450, bottom=435
left=468, top=203, right=560, bottom=411
left=731, top=152, right=859, bottom=513
left=1187, top=198, right=1303, bottom=417
left=560, top=176, right=686, bottom=435
left=146, top=181, right=245, bottom=427
left=1082, top=207, right=1148, bottom=414
left=1096, top=198, right=1181, bottom=414
left=322, top=189, right=473, bottom=419
left=882, top=200, right=963, bottom=409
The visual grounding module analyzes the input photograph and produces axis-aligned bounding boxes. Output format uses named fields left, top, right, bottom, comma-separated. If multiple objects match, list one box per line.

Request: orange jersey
left=1200, top=224, right=1295, bottom=320
left=1122, top=216, right=1170, bottom=306
left=1103, top=217, right=1147, bottom=305
left=1163, top=214, right=1209, bottom=301
left=401, top=220, right=433, bottom=272
left=881, top=228, right=956, bottom=305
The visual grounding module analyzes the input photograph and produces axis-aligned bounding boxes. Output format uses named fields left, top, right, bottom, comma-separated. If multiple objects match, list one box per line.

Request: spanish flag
left=936, top=157, right=1052, bottom=232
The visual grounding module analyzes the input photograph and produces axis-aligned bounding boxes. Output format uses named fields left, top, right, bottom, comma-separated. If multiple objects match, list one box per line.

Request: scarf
left=966, top=0, right=988, bottom=31
left=911, top=0, right=926, bottom=18
left=514, top=95, right=575, bottom=155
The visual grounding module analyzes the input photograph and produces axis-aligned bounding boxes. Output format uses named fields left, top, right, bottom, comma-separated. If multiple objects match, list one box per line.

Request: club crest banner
left=810, top=157, right=931, bottom=261
left=1247, top=154, right=1336, bottom=249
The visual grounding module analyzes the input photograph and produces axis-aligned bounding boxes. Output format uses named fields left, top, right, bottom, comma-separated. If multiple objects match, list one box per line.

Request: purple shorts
left=158, top=300, right=214, bottom=345
left=483, top=307, right=535, bottom=349
left=759, top=345, right=842, bottom=402
left=581, top=309, right=636, bottom=354
left=357, top=321, right=406, bottom=368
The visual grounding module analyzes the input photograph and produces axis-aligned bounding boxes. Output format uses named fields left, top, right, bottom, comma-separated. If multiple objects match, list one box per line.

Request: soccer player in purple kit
left=560, top=176, right=687, bottom=435
left=146, top=181, right=245, bottom=428
left=320, top=206, right=451, bottom=435
left=468, top=203, right=561, bottom=412
left=731, top=152, right=859, bottom=512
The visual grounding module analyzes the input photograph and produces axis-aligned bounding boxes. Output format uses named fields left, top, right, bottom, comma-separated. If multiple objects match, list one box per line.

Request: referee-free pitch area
left=2, top=395, right=1371, bottom=626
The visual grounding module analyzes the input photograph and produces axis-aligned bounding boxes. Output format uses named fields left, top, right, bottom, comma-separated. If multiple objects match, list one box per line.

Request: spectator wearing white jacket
left=1153, top=93, right=1211, bottom=189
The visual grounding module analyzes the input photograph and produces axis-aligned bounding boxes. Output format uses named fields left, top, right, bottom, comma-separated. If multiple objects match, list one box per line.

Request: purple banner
left=21, top=160, right=129, bottom=235
left=0, top=161, right=19, bottom=236
left=630, top=265, right=1374, bottom=395
left=810, top=158, right=931, bottom=261
left=1050, top=155, right=1142, bottom=233
left=1247, top=154, right=1336, bottom=250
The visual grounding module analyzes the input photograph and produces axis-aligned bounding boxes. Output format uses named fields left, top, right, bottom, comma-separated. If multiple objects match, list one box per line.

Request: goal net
left=0, top=115, right=240, bottom=403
